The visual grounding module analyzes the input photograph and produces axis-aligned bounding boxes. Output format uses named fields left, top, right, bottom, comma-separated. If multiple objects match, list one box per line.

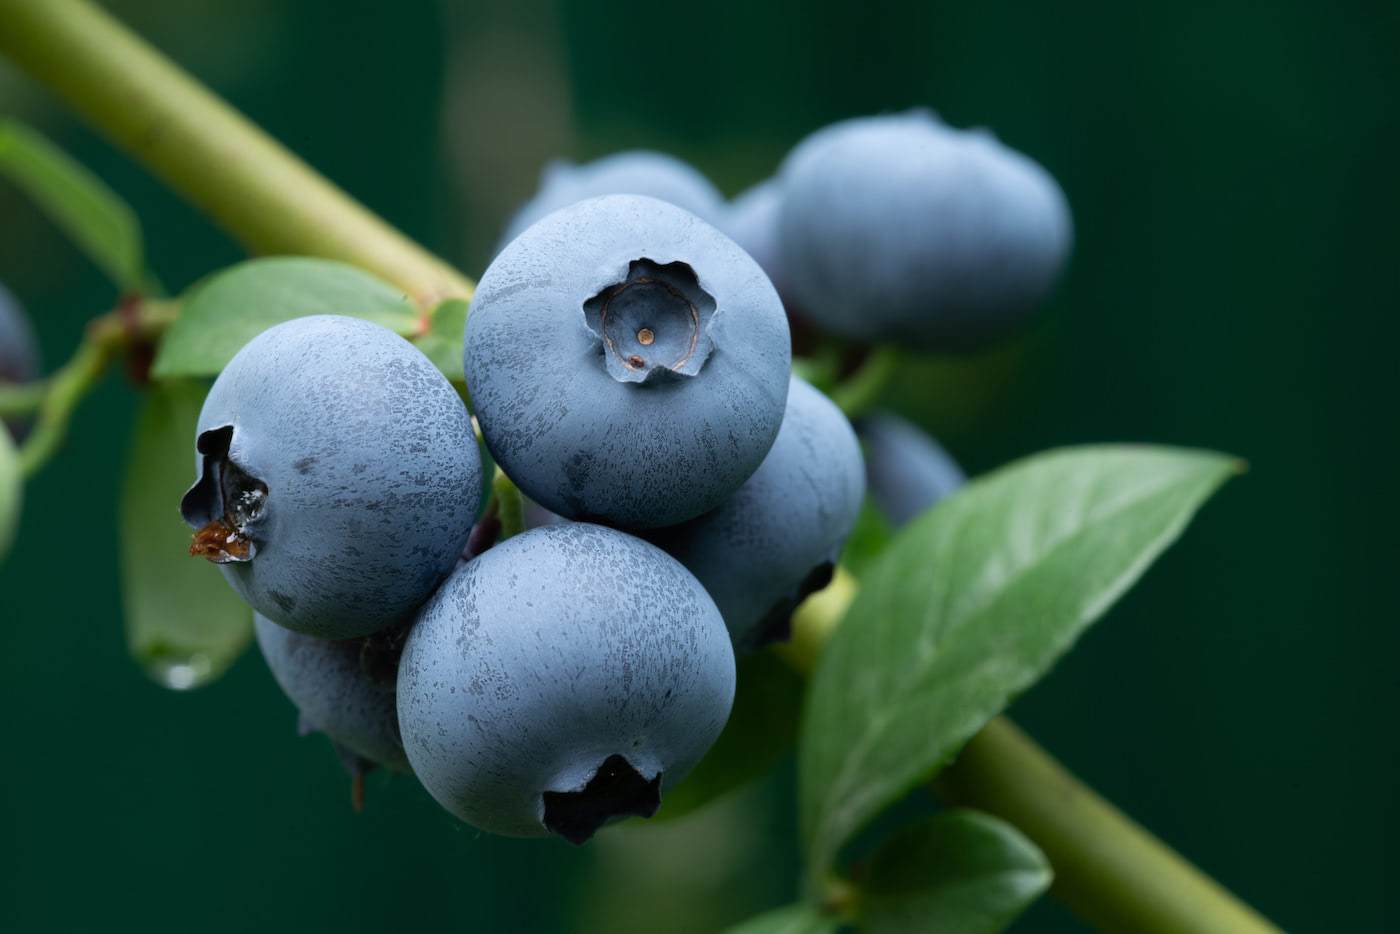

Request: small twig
left=13, top=295, right=177, bottom=479
left=829, top=345, right=900, bottom=419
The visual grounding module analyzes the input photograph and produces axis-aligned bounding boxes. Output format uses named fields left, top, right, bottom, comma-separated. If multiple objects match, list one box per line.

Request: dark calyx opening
left=360, top=619, right=413, bottom=693
left=584, top=259, right=716, bottom=384
left=180, top=425, right=266, bottom=564
left=745, top=561, right=836, bottom=651
left=542, top=754, right=662, bottom=845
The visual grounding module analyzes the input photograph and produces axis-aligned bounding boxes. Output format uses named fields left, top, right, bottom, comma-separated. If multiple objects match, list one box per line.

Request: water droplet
left=144, top=651, right=214, bottom=691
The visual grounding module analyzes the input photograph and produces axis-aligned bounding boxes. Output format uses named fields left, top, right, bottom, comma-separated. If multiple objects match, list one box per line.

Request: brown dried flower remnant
left=190, top=516, right=253, bottom=563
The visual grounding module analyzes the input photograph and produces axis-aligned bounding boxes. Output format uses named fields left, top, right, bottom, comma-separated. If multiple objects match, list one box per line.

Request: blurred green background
left=1, top=0, right=1394, bottom=930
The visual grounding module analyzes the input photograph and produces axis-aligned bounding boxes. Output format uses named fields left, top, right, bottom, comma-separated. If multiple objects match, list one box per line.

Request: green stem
left=18, top=333, right=116, bottom=478
left=829, top=345, right=900, bottom=419
left=0, top=0, right=474, bottom=310
left=0, top=380, right=47, bottom=418
left=787, top=579, right=1283, bottom=934
left=492, top=468, right=525, bottom=540
left=934, top=719, right=1284, bottom=934
left=11, top=296, right=176, bottom=477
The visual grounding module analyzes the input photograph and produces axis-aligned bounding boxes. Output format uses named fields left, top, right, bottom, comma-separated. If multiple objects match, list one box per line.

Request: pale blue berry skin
left=465, top=194, right=792, bottom=530
left=642, top=377, right=865, bottom=649
left=858, top=411, right=966, bottom=527
left=180, top=315, right=482, bottom=639
left=721, top=179, right=788, bottom=303
left=397, top=522, right=736, bottom=840
left=0, top=282, right=39, bottom=386
left=778, top=110, right=1073, bottom=350
left=253, top=613, right=411, bottom=773
left=497, top=150, right=725, bottom=255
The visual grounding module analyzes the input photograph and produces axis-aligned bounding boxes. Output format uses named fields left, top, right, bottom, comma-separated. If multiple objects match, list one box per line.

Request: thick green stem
left=787, top=580, right=1283, bottom=934
left=934, top=719, right=1284, bottom=934
left=0, top=0, right=473, bottom=310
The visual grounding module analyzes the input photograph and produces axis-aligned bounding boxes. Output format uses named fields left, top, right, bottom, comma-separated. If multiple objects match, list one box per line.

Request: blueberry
left=465, top=194, right=792, bottom=530
left=0, top=282, right=39, bottom=387
left=642, top=377, right=865, bottom=649
left=497, top=150, right=725, bottom=255
left=778, top=110, right=1073, bottom=350
left=0, top=282, right=40, bottom=441
left=857, top=410, right=966, bottom=527
left=180, top=315, right=483, bottom=639
left=253, top=613, right=411, bottom=773
left=397, top=522, right=736, bottom=844
left=720, top=179, right=788, bottom=305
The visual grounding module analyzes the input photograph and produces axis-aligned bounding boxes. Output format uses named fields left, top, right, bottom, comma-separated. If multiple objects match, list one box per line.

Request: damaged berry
left=642, top=376, right=865, bottom=650
left=465, top=194, right=791, bottom=529
left=180, top=315, right=483, bottom=639
left=396, top=522, right=735, bottom=843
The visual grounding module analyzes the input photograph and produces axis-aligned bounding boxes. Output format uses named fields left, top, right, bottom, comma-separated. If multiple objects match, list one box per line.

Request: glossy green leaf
left=0, top=119, right=146, bottom=290
left=414, top=297, right=468, bottom=382
left=120, top=382, right=252, bottom=689
left=861, top=810, right=1051, bottom=934
left=151, top=257, right=418, bottom=378
left=799, top=445, right=1240, bottom=879
left=0, top=427, right=20, bottom=562
left=723, top=903, right=840, bottom=934
left=656, top=650, right=804, bottom=819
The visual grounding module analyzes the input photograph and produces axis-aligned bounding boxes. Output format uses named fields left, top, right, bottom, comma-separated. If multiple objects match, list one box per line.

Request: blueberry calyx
left=584, top=259, right=715, bottom=384
left=541, top=754, right=662, bottom=845
left=181, top=425, right=266, bottom=564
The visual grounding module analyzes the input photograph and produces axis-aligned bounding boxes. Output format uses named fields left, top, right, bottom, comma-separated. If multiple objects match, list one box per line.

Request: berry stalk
left=787, top=584, right=1285, bottom=934
left=0, top=0, right=474, bottom=310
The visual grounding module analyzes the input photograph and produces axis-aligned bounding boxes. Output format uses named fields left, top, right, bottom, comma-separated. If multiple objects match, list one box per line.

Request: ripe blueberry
left=858, top=410, right=965, bottom=527
left=180, top=315, right=483, bottom=639
left=778, top=110, right=1073, bottom=350
left=254, top=613, right=411, bottom=774
left=465, top=194, right=791, bottom=530
left=497, top=150, right=725, bottom=255
left=0, top=282, right=40, bottom=441
left=642, top=377, right=865, bottom=649
left=720, top=179, right=788, bottom=306
left=396, top=522, right=736, bottom=844
left=0, top=282, right=38, bottom=388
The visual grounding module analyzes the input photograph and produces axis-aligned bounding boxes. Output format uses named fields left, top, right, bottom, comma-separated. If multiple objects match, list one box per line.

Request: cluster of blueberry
left=182, top=110, right=1068, bottom=845
left=510, top=108, right=1071, bottom=352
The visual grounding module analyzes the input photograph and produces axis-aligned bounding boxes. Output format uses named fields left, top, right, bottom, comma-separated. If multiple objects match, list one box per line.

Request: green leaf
left=120, top=382, right=253, bottom=689
left=722, top=904, right=840, bottom=934
left=413, top=297, right=468, bottom=381
left=0, top=119, right=146, bottom=290
left=656, top=650, right=804, bottom=819
left=860, top=810, right=1051, bottom=934
left=799, top=444, right=1240, bottom=879
left=151, top=257, right=419, bottom=378
left=0, top=427, right=20, bottom=563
